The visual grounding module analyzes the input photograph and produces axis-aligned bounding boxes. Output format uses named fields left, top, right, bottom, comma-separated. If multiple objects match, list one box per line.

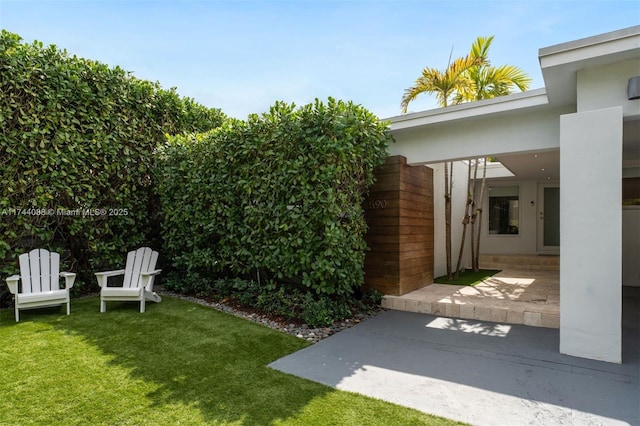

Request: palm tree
left=401, top=36, right=531, bottom=279
left=402, top=36, right=531, bottom=112
left=462, top=37, right=531, bottom=273
left=455, top=36, right=531, bottom=103
left=401, top=55, right=483, bottom=112
left=400, top=49, right=485, bottom=279
left=401, top=52, right=483, bottom=279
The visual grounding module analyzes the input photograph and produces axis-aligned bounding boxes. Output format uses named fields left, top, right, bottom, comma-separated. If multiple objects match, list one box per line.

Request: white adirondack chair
left=6, top=249, right=76, bottom=322
left=95, top=247, right=162, bottom=313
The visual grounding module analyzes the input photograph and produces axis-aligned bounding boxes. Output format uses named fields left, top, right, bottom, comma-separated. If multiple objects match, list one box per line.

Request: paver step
left=381, top=296, right=559, bottom=328
left=381, top=268, right=560, bottom=329
left=479, top=254, right=559, bottom=271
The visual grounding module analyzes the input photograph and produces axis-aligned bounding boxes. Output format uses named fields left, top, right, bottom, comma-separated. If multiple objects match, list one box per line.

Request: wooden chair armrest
left=139, top=269, right=162, bottom=292
left=60, top=272, right=76, bottom=289
left=6, top=275, right=20, bottom=294
left=95, top=269, right=126, bottom=288
left=140, top=269, right=162, bottom=277
left=95, top=269, right=126, bottom=278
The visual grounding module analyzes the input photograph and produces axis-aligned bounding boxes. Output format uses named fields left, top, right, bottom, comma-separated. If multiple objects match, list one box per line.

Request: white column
left=559, top=107, right=623, bottom=363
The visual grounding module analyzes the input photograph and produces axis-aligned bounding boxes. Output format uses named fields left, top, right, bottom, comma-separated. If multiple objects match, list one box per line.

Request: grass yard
left=0, top=296, right=463, bottom=425
left=433, top=269, right=501, bottom=286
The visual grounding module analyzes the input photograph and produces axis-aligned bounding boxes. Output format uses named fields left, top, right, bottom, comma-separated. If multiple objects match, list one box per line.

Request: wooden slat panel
left=365, top=242, right=400, bottom=254
left=149, top=250, right=159, bottom=271
left=366, top=235, right=427, bottom=246
left=403, top=172, right=430, bottom=189
left=19, top=252, right=32, bottom=294
left=363, top=277, right=402, bottom=296
left=136, top=248, right=158, bottom=287
left=140, top=247, right=153, bottom=270
left=363, top=155, right=434, bottom=296
left=130, top=248, right=146, bottom=288
left=400, top=180, right=430, bottom=196
left=399, top=273, right=433, bottom=294
left=399, top=265, right=433, bottom=279
left=123, top=250, right=137, bottom=288
left=366, top=225, right=432, bottom=236
left=399, top=256, right=433, bottom=271
left=365, top=233, right=433, bottom=245
left=398, top=208, right=432, bottom=219
left=40, top=249, right=51, bottom=292
left=364, top=261, right=400, bottom=273
left=399, top=250, right=432, bottom=261
left=29, top=249, right=41, bottom=293
left=399, top=269, right=434, bottom=282
left=50, top=252, right=60, bottom=290
left=365, top=216, right=433, bottom=228
left=365, top=234, right=399, bottom=245
left=364, top=190, right=399, bottom=203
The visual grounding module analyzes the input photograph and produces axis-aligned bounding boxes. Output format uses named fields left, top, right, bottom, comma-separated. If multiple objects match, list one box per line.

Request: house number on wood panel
left=369, top=200, right=387, bottom=209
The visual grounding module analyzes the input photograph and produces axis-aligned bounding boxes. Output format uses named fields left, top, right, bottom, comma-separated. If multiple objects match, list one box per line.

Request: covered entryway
left=366, top=26, right=640, bottom=364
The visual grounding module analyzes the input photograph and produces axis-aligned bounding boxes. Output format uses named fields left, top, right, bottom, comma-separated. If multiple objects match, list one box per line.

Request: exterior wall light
left=628, top=76, right=640, bottom=100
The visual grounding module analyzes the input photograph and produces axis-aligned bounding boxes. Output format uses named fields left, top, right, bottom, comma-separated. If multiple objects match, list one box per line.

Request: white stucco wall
left=389, top=107, right=572, bottom=165
left=431, top=170, right=546, bottom=275
left=577, top=59, right=640, bottom=117
left=559, top=106, right=623, bottom=363
left=478, top=181, right=539, bottom=255
left=431, top=161, right=472, bottom=278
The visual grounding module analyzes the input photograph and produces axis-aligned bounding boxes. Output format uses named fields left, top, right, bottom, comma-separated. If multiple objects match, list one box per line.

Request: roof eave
left=386, top=88, right=549, bottom=131
left=539, top=25, right=640, bottom=105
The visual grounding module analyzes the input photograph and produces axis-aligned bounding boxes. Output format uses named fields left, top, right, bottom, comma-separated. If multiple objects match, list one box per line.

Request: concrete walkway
left=270, top=290, right=639, bottom=426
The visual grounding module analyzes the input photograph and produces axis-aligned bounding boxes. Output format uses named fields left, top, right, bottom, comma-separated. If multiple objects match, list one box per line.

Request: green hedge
left=0, top=31, right=225, bottom=285
left=157, top=99, right=392, bottom=298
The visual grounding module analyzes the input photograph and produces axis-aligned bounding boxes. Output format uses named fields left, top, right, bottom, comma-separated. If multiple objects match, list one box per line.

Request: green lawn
left=433, top=269, right=501, bottom=286
left=0, top=297, right=464, bottom=425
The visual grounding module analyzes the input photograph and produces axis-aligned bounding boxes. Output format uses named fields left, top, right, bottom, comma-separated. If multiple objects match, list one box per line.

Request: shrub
left=163, top=272, right=213, bottom=297
left=300, top=294, right=352, bottom=328
left=195, top=277, right=367, bottom=327
left=0, top=31, right=225, bottom=287
left=157, top=99, right=392, bottom=298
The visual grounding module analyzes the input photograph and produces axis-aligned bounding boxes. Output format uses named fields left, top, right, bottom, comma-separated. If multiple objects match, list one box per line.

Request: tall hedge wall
left=0, top=31, right=225, bottom=284
left=157, top=99, right=392, bottom=297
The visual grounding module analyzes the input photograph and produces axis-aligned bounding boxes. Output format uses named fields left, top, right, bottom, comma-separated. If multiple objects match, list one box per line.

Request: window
left=489, top=186, right=519, bottom=235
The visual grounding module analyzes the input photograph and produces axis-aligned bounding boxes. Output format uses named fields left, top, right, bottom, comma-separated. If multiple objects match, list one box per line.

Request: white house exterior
left=384, top=26, right=640, bottom=363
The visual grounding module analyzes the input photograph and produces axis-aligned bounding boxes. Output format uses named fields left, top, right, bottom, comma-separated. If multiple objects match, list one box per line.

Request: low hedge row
left=167, top=275, right=383, bottom=327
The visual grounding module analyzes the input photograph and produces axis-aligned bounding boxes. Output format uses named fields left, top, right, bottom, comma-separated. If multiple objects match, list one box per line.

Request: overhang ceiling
left=492, top=118, right=639, bottom=181
left=493, top=150, right=560, bottom=182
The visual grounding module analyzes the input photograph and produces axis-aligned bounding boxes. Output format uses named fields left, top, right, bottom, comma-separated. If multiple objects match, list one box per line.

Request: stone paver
left=382, top=269, right=560, bottom=328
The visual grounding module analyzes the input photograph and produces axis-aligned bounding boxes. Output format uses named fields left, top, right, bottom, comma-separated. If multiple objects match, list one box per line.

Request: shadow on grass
left=1, top=296, right=331, bottom=425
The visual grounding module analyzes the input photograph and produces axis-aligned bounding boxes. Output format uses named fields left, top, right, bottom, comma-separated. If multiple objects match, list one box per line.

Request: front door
left=537, top=185, right=560, bottom=254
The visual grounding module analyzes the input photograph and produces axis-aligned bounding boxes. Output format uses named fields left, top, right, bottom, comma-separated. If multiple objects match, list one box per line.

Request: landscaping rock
left=160, top=290, right=385, bottom=343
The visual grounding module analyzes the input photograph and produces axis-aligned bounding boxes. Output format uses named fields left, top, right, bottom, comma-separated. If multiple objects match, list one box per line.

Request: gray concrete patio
left=270, top=287, right=639, bottom=426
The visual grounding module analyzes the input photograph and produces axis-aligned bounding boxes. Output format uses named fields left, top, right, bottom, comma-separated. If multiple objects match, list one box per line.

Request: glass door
left=537, top=185, right=560, bottom=253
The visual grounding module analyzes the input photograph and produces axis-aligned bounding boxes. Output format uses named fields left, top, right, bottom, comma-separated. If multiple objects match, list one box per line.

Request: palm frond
left=400, top=35, right=531, bottom=113
left=490, top=64, right=532, bottom=91
left=401, top=73, right=441, bottom=112
left=470, top=36, right=494, bottom=64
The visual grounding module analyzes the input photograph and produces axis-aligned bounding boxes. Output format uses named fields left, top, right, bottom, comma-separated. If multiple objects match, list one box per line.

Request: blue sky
left=1, top=0, right=638, bottom=119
